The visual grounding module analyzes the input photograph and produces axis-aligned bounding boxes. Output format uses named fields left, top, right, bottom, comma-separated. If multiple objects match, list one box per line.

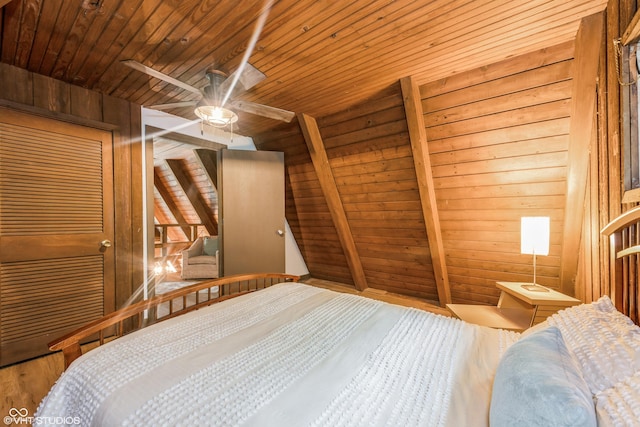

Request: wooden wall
left=256, top=84, right=442, bottom=301
left=421, top=42, right=575, bottom=304
left=0, top=62, right=144, bottom=310
left=318, top=85, right=439, bottom=300
left=577, top=0, right=640, bottom=303
left=257, top=21, right=610, bottom=307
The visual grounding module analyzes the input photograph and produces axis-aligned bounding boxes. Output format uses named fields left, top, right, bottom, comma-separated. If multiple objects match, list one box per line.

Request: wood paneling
left=320, top=86, right=440, bottom=301
left=0, top=0, right=607, bottom=137
left=256, top=39, right=586, bottom=304
left=574, top=0, right=640, bottom=306
left=255, top=13, right=625, bottom=309
left=298, top=113, right=367, bottom=291
left=560, top=12, right=604, bottom=294
left=256, top=85, right=443, bottom=302
left=422, top=43, right=576, bottom=305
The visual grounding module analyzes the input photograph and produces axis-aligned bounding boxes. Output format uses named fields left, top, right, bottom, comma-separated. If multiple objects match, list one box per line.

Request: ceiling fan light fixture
left=194, top=105, right=238, bottom=128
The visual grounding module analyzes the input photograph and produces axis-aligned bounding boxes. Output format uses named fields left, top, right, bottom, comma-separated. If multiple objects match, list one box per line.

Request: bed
left=35, top=209, right=640, bottom=426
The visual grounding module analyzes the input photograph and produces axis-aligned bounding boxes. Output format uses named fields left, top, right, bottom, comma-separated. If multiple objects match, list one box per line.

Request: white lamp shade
left=520, top=217, right=550, bottom=256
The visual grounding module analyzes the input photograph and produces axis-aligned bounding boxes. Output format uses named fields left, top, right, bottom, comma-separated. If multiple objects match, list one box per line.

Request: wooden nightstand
left=446, top=282, right=581, bottom=332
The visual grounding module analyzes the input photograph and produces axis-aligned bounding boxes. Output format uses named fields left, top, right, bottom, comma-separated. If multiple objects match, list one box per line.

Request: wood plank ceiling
left=0, top=0, right=607, bottom=137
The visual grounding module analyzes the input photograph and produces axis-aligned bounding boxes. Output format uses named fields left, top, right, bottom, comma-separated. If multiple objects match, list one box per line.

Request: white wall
left=142, top=108, right=309, bottom=276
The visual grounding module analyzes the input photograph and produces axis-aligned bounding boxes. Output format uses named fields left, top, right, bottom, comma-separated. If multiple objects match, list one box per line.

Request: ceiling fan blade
left=219, top=63, right=266, bottom=96
left=149, top=101, right=198, bottom=110
left=237, top=63, right=267, bottom=90
left=229, top=100, right=294, bottom=122
left=121, top=60, right=202, bottom=96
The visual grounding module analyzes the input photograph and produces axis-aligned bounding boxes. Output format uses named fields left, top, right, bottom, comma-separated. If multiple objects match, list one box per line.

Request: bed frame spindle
left=601, top=206, right=640, bottom=324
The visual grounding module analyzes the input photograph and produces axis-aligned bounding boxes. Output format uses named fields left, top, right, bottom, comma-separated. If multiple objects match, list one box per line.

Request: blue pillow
left=490, top=326, right=596, bottom=427
left=202, top=236, right=218, bottom=256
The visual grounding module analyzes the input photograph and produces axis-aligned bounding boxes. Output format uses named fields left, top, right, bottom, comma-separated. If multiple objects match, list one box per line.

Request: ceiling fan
left=121, top=59, right=295, bottom=127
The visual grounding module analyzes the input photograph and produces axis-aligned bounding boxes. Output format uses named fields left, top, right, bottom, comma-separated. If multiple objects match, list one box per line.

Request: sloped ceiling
left=0, top=0, right=607, bottom=137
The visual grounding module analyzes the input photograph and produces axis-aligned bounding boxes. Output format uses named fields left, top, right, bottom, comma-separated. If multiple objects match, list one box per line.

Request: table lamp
left=520, top=216, right=550, bottom=291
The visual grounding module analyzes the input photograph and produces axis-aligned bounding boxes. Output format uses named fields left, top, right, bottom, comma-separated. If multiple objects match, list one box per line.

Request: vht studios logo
left=3, top=407, right=80, bottom=425
left=4, top=408, right=29, bottom=425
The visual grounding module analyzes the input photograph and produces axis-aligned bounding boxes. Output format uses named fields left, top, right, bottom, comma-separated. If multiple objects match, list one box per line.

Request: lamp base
left=521, top=283, right=550, bottom=292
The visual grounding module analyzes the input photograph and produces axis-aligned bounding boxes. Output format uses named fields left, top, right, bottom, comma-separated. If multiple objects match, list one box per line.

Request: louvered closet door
left=0, top=108, right=115, bottom=366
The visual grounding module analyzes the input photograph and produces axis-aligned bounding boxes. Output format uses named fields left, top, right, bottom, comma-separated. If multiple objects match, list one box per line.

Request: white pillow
left=595, top=370, right=640, bottom=426
left=546, top=296, right=640, bottom=394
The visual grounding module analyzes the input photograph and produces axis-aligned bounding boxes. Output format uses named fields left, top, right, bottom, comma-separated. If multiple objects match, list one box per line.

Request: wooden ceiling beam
left=146, top=127, right=226, bottom=151
left=298, top=113, right=368, bottom=291
left=560, top=12, right=604, bottom=295
left=400, top=76, right=451, bottom=306
left=153, top=198, right=187, bottom=245
left=622, top=7, right=640, bottom=45
left=166, top=159, right=218, bottom=236
left=194, top=149, right=219, bottom=190
left=153, top=167, right=191, bottom=240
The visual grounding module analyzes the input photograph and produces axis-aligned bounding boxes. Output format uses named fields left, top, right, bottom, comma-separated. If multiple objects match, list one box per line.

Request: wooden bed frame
left=49, top=273, right=300, bottom=369
left=601, top=205, right=640, bottom=325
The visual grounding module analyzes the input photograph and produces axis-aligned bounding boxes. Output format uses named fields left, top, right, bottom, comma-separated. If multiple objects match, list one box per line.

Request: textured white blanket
left=37, top=283, right=517, bottom=426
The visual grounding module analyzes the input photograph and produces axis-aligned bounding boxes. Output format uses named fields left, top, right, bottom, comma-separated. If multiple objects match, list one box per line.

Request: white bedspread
left=37, top=283, right=517, bottom=426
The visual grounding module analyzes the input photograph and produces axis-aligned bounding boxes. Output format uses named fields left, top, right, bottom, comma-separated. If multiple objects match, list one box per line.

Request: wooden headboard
left=601, top=206, right=640, bottom=324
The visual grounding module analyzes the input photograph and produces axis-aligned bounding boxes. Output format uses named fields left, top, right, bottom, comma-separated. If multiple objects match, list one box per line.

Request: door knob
left=276, top=229, right=284, bottom=236
left=100, top=239, right=112, bottom=248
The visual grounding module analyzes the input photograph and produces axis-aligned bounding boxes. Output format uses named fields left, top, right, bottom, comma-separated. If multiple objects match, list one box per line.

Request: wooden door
left=218, top=149, right=285, bottom=276
left=0, top=108, right=115, bottom=366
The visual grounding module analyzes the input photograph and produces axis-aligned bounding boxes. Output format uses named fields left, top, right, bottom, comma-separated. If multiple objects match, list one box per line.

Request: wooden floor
left=0, top=341, right=101, bottom=420
left=0, top=277, right=449, bottom=418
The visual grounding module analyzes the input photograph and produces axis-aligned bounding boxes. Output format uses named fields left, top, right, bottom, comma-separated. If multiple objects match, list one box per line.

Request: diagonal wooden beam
left=400, top=76, right=451, bottom=306
left=153, top=198, right=185, bottom=251
left=622, top=7, right=640, bottom=45
left=154, top=167, right=191, bottom=239
left=298, top=113, right=368, bottom=291
left=166, top=159, right=218, bottom=236
left=560, top=12, right=604, bottom=295
left=194, top=149, right=218, bottom=190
